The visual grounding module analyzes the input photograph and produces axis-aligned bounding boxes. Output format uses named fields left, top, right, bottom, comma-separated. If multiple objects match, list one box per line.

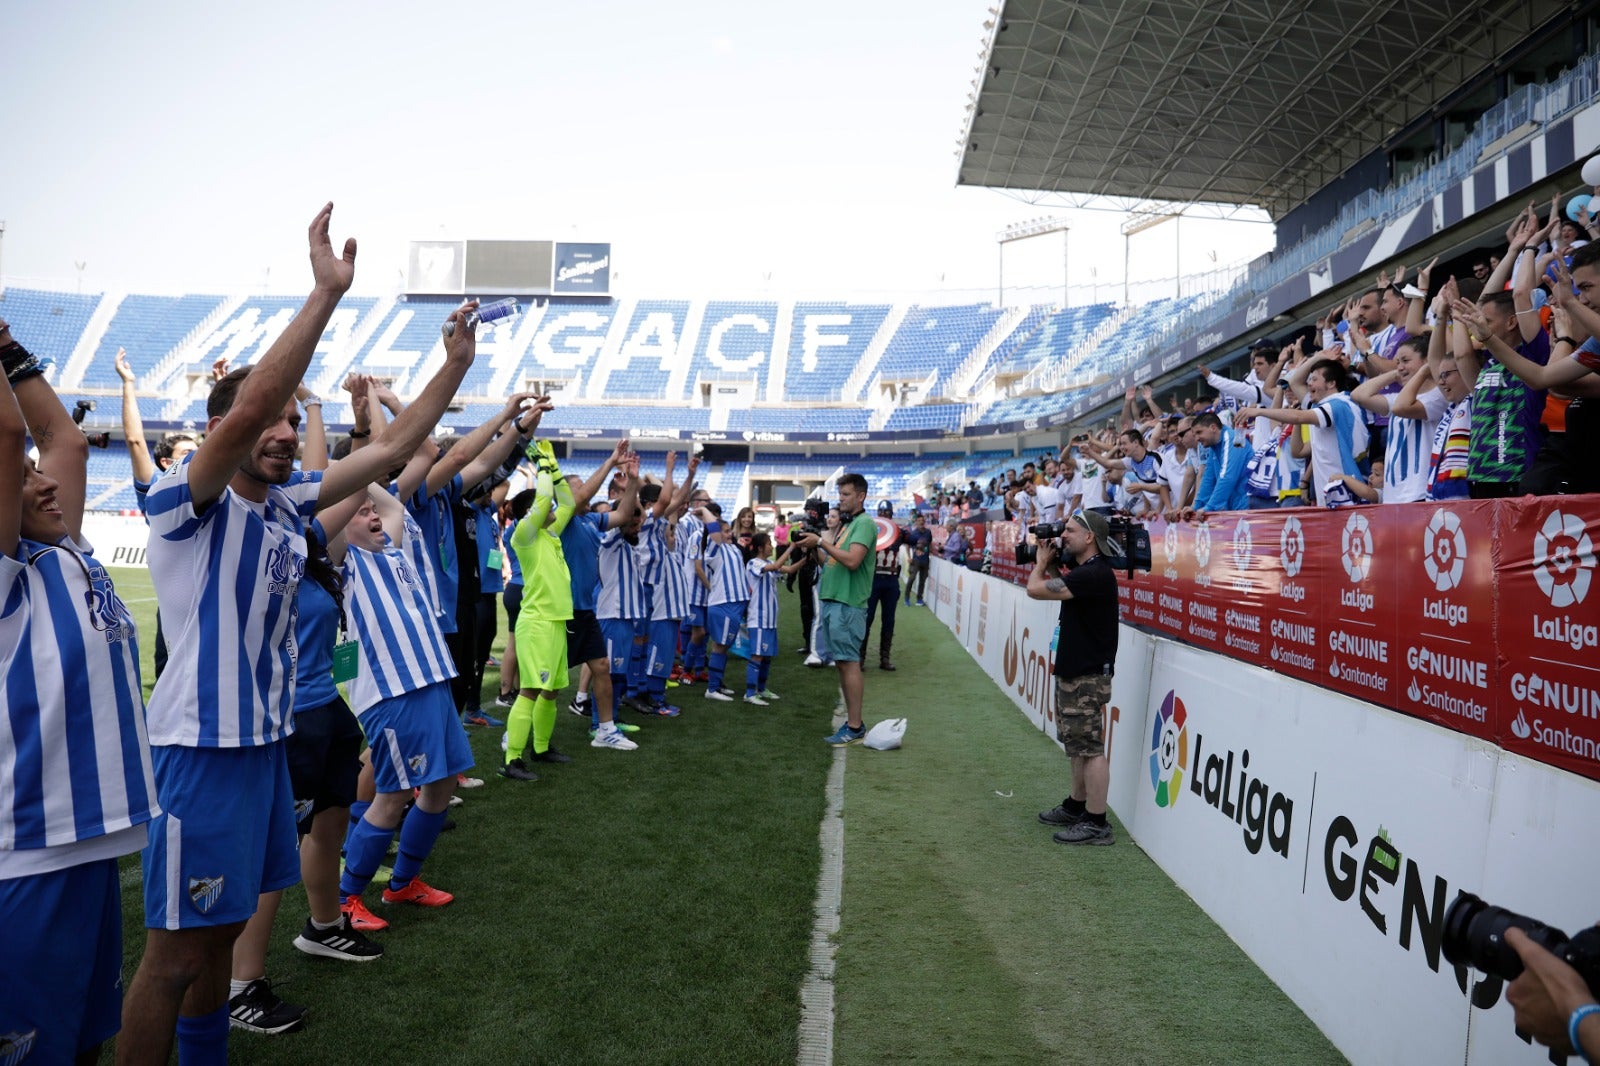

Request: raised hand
left=1450, top=298, right=1491, bottom=341
left=1416, top=256, right=1439, bottom=291
left=1375, top=267, right=1391, bottom=288
left=1507, top=203, right=1534, bottom=246
left=308, top=202, right=357, bottom=296
left=210, top=356, right=230, bottom=382
left=443, top=300, right=481, bottom=367
left=1391, top=263, right=1407, bottom=286
left=114, top=347, right=135, bottom=384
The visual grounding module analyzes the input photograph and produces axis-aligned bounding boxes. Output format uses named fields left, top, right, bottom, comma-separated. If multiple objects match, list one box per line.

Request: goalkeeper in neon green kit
left=500, top=439, right=576, bottom=781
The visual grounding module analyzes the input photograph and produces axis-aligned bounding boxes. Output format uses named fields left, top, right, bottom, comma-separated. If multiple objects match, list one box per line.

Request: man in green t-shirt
left=791, top=473, right=876, bottom=745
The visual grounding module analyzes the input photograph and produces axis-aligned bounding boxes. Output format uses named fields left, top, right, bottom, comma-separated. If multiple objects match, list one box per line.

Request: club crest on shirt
left=394, top=555, right=418, bottom=587
left=265, top=540, right=306, bottom=598
left=539, top=670, right=550, bottom=684
left=407, top=753, right=429, bottom=777
left=82, top=558, right=134, bottom=645
left=293, top=798, right=315, bottom=823
left=188, top=875, right=225, bottom=914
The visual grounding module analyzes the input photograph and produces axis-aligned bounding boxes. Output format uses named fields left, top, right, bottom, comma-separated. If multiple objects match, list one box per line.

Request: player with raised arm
left=119, top=206, right=486, bottom=1064
left=0, top=319, right=160, bottom=1066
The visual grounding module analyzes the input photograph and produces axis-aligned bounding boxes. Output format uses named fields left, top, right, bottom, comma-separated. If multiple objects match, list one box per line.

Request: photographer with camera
left=1507, top=928, right=1600, bottom=1061
left=1027, top=510, right=1121, bottom=846
left=789, top=474, right=876, bottom=745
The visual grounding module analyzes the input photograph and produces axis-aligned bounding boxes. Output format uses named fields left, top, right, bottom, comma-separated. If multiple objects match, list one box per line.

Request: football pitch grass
left=107, top=568, right=1344, bottom=1064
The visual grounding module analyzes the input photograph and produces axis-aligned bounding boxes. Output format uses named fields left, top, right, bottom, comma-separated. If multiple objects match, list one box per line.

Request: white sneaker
left=447, top=794, right=463, bottom=808
left=705, top=688, right=735, bottom=702
left=742, top=693, right=769, bottom=706
left=803, top=654, right=823, bottom=667
left=591, top=727, right=639, bottom=751
left=457, top=774, right=484, bottom=789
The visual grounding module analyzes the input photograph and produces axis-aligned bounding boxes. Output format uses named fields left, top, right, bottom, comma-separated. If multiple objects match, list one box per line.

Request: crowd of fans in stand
left=929, top=193, right=1600, bottom=540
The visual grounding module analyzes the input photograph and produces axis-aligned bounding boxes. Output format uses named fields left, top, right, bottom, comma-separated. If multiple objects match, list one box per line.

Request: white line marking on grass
left=799, top=742, right=845, bottom=1066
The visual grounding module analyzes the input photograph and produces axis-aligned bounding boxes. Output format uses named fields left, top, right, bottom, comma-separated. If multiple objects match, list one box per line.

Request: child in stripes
left=741, top=532, right=806, bottom=705
left=699, top=505, right=752, bottom=701
left=330, top=485, right=476, bottom=912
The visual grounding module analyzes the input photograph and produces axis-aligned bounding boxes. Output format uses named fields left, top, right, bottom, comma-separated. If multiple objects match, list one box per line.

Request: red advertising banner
left=1494, top=498, right=1600, bottom=780
left=1257, top=510, right=1327, bottom=688
left=974, top=496, right=1600, bottom=783
left=1392, top=501, right=1498, bottom=740
left=1318, top=505, right=1402, bottom=707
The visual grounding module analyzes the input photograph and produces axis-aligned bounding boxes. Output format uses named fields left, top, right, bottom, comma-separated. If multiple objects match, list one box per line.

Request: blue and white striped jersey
left=745, top=558, right=781, bottom=629
left=1383, top=388, right=1447, bottom=503
left=0, top=536, right=159, bottom=852
left=706, top=540, right=750, bottom=607
left=651, top=519, right=691, bottom=621
left=596, top=529, right=646, bottom=620
left=145, top=456, right=321, bottom=748
left=678, top=515, right=709, bottom=607
left=342, top=535, right=457, bottom=715
left=635, top=514, right=668, bottom=588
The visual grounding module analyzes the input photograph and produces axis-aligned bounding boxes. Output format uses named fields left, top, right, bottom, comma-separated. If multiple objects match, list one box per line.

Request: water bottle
left=442, top=297, right=519, bottom=337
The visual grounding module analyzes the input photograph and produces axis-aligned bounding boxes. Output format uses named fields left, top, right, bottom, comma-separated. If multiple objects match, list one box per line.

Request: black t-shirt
left=1053, top=553, right=1119, bottom=680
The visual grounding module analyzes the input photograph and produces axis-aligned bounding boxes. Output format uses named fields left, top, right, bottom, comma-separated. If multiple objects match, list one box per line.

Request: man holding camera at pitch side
left=790, top=473, right=876, bottom=745
left=1505, top=927, right=1600, bottom=1061
left=1027, top=510, right=1121, bottom=846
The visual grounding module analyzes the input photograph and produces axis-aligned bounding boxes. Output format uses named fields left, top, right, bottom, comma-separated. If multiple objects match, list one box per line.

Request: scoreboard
left=407, top=239, right=611, bottom=297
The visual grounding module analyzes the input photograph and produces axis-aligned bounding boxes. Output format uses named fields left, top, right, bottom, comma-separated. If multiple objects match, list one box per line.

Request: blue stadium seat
left=875, top=304, right=1003, bottom=396
left=0, top=288, right=102, bottom=367
left=606, top=301, right=689, bottom=399
left=87, top=294, right=227, bottom=387
left=783, top=302, right=892, bottom=401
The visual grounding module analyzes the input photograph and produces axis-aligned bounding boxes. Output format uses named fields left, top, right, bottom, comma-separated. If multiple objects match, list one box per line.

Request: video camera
left=798, top=498, right=829, bottom=538
left=1014, top=513, right=1152, bottom=577
left=1442, top=891, right=1600, bottom=994
left=72, top=399, right=110, bottom=449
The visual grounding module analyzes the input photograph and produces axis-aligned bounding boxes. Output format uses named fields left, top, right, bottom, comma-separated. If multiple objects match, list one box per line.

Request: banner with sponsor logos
left=924, top=558, right=1600, bottom=1066
left=1118, top=498, right=1597, bottom=781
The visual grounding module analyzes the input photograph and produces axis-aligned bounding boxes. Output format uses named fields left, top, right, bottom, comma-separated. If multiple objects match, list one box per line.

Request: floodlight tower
left=997, top=217, right=1070, bottom=308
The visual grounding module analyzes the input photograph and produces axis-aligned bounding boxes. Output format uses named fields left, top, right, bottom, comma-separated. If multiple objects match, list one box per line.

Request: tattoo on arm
left=1044, top=577, right=1066, bottom=593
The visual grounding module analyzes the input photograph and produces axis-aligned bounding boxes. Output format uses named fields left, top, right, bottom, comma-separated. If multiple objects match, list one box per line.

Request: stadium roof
left=956, top=0, right=1570, bottom=218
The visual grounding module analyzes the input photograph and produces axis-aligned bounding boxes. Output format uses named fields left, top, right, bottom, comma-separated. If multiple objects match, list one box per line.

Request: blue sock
left=708, top=650, right=728, bottom=690
left=627, top=641, right=647, bottom=696
left=745, top=659, right=761, bottom=695
left=689, top=641, right=706, bottom=671
left=343, top=800, right=371, bottom=855
left=758, top=659, right=771, bottom=690
left=648, top=675, right=667, bottom=702
left=609, top=673, right=627, bottom=719
left=389, top=805, right=447, bottom=890
left=176, top=1003, right=229, bottom=1066
left=339, top=816, right=395, bottom=899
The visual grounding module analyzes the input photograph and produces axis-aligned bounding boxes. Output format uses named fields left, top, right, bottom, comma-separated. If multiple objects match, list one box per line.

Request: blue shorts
left=645, top=618, right=679, bottom=678
left=749, top=627, right=778, bottom=657
left=143, top=742, right=299, bottom=929
left=686, top=604, right=708, bottom=629
left=600, top=618, right=639, bottom=674
left=361, top=681, right=474, bottom=794
left=708, top=603, right=744, bottom=647
left=820, top=601, right=866, bottom=663
left=0, top=857, right=123, bottom=1059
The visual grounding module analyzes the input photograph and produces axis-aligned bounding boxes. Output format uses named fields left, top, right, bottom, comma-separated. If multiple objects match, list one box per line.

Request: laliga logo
left=1193, top=521, right=1212, bottom=569
left=1423, top=510, right=1466, bottom=592
left=1533, top=509, right=1595, bottom=608
left=1148, top=690, right=1189, bottom=808
left=1280, top=516, right=1305, bottom=577
left=1341, top=513, right=1373, bottom=583
left=1231, top=518, right=1254, bottom=572
left=1163, top=523, right=1180, bottom=564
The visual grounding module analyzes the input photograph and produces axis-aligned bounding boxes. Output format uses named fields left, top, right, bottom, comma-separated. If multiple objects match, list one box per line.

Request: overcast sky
left=4, top=1, right=1274, bottom=301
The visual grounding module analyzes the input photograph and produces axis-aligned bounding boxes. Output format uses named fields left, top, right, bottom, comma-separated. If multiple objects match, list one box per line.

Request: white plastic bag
left=862, top=718, right=907, bottom=751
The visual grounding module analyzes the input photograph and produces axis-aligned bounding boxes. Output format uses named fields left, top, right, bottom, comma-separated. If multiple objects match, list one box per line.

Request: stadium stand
left=874, top=303, right=1004, bottom=396
left=0, top=287, right=102, bottom=366
left=783, top=301, right=892, bottom=401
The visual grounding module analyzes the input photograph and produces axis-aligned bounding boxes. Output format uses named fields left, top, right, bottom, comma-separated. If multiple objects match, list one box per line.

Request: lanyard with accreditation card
left=330, top=582, right=361, bottom=684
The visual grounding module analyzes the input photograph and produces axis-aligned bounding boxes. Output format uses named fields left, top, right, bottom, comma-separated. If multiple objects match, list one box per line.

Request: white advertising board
left=925, top=560, right=1600, bottom=1066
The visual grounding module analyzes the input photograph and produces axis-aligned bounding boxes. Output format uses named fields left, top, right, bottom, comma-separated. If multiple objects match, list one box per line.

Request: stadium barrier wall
left=923, top=556, right=1600, bottom=1066
left=85, top=513, right=153, bottom=569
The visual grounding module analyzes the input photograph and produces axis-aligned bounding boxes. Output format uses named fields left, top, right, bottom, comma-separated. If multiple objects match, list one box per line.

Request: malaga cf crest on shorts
left=408, top=753, right=429, bottom=777
left=188, top=876, right=225, bottom=914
